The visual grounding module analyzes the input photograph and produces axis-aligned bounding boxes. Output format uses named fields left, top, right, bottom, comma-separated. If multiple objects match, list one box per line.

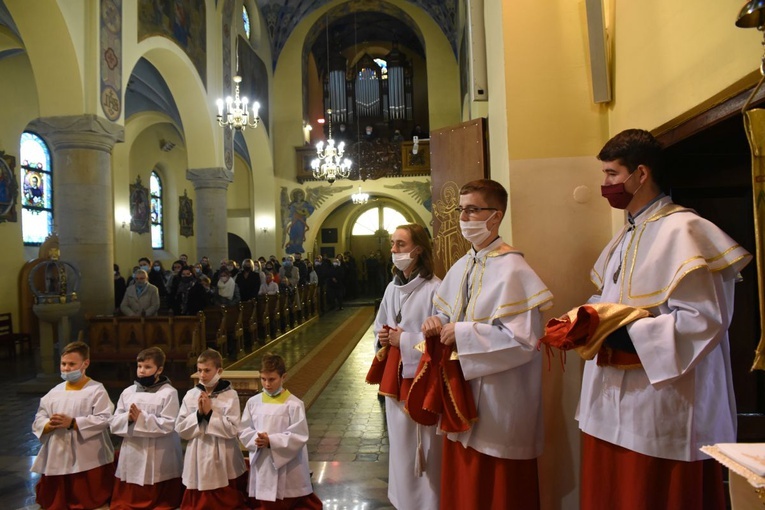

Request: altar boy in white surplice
left=577, top=129, right=752, bottom=510
left=239, top=353, right=322, bottom=509
left=422, top=179, right=553, bottom=510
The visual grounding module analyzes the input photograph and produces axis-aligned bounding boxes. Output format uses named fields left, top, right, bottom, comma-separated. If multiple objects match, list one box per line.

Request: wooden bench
left=255, top=295, right=269, bottom=343
left=0, top=313, right=32, bottom=358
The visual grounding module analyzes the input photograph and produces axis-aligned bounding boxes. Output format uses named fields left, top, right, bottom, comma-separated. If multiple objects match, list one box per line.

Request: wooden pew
left=266, top=294, right=280, bottom=340
left=83, top=314, right=205, bottom=383
left=201, top=306, right=226, bottom=353
left=255, top=295, right=269, bottom=343
left=222, top=303, right=244, bottom=358
left=240, top=299, right=257, bottom=349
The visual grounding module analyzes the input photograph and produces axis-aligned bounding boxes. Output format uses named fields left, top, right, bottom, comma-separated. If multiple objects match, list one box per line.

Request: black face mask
left=136, top=373, right=158, bottom=387
left=181, top=276, right=194, bottom=283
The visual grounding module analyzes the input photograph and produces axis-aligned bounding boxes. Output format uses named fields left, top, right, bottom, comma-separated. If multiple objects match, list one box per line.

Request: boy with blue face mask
left=239, top=353, right=322, bottom=508
left=31, top=341, right=116, bottom=510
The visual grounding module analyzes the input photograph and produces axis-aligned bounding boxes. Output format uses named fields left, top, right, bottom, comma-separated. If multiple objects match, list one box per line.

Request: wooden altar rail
left=81, top=284, right=319, bottom=370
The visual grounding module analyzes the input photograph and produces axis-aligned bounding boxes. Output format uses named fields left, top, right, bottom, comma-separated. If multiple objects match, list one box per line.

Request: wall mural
left=129, top=175, right=150, bottom=234
left=138, top=0, right=207, bottom=87
left=384, top=180, right=432, bottom=212
left=179, top=189, right=194, bottom=237
left=100, top=0, right=122, bottom=121
left=280, top=184, right=351, bottom=254
left=0, top=152, right=18, bottom=223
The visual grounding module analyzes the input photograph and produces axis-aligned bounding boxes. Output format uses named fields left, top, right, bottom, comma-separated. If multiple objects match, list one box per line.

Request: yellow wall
left=609, top=0, right=763, bottom=133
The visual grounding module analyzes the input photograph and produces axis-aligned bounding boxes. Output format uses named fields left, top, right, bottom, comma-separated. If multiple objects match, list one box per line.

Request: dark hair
left=261, top=352, right=286, bottom=375
left=138, top=257, right=151, bottom=265
left=114, top=264, right=120, bottom=272
left=198, top=348, right=223, bottom=369
left=137, top=346, right=166, bottom=367
left=61, top=341, right=89, bottom=360
left=597, top=129, right=666, bottom=191
left=180, top=265, right=195, bottom=276
left=459, top=179, right=508, bottom=214
left=393, top=224, right=435, bottom=280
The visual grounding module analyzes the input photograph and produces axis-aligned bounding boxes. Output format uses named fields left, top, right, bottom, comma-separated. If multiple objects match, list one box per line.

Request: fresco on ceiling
left=138, top=0, right=207, bottom=87
left=258, top=0, right=457, bottom=68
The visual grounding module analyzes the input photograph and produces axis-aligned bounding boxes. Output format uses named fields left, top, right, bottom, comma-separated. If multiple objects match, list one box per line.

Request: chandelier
left=351, top=185, right=369, bottom=204
left=216, top=39, right=260, bottom=131
left=311, top=109, right=351, bottom=184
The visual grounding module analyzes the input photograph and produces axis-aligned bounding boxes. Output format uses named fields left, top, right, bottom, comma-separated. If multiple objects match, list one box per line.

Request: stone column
left=28, top=115, right=124, bottom=329
left=186, top=167, right=233, bottom=264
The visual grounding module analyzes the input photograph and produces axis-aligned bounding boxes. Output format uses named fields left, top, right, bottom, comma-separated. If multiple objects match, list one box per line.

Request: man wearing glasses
left=422, top=179, right=553, bottom=509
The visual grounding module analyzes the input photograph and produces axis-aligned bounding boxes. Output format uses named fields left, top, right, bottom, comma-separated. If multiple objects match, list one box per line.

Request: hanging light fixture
left=311, top=108, right=352, bottom=184
left=216, top=38, right=260, bottom=131
left=737, top=0, right=765, bottom=112
left=351, top=185, right=369, bottom=204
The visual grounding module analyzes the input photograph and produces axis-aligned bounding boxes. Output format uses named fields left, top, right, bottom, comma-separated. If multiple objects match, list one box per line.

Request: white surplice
left=110, top=378, right=183, bottom=485
left=433, top=237, right=553, bottom=460
left=239, top=391, right=314, bottom=501
left=31, top=379, right=115, bottom=475
left=175, top=382, right=247, bottom=491
left=375, top=273, right=443, bottom=510
left=577, top=196, right=752, bottom=461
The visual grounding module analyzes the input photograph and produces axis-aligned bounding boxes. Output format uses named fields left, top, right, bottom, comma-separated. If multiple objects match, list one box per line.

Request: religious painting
left=137, top=0, right=206, bottom=86
left=179, top=189, right=194, bottom=237
left=129, top=175, right=151, bottom=234
left=280, top=184, right=351, bottom=254
left=401, top=139, right=431, bottom=176
left=0, top=152, right=18, bottom=223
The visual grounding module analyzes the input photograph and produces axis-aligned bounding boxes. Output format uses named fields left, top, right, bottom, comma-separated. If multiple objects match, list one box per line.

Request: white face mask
left=391, top=251, right=416, bottom=272
left=460, top=211, right=497, bottom=247
left=202, top=372, right=221, bottom=388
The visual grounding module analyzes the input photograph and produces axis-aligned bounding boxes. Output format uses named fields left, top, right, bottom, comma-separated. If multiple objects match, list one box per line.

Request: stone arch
left=127, top=39, right=220, bottom=168
left=272, top=0, right=460, bottom=180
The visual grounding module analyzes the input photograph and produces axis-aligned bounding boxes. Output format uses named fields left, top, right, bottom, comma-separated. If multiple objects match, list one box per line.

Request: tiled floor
left=4, top=304, right=394, bottom=510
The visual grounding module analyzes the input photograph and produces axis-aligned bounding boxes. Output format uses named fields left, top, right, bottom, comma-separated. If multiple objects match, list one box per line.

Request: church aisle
left=307, top=322, right=393, bottom=509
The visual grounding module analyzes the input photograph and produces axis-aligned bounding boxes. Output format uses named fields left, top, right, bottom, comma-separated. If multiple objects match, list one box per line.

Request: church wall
left=609, top=0, right=762, bottom=134
left=0, top=52, right=38, bottom=322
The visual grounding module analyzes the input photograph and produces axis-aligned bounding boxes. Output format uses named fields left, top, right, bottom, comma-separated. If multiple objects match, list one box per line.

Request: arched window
left=352, top=205, right=408, bottom=236
left=150, top=170, right=163, bottom=250
left=20, top=132, right=53, bottom=245
left=242, top=5, right=251, bottom=39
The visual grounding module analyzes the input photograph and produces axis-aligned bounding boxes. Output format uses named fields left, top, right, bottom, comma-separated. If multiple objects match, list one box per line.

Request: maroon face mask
left=601, top=171, right=636, bottom=209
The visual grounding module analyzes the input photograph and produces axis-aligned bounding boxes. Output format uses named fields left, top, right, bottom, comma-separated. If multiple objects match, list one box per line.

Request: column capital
left=186, top=167, right=234, bottom=190
left=27, top=115, right=124, bottom=152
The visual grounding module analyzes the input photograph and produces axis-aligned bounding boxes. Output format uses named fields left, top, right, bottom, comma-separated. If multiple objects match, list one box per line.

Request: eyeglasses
left=455, top=206, right=497, bottom=217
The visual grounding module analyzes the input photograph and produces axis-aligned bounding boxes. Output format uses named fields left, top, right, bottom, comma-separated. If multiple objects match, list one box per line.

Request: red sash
left=366, top=347, right=406, bottom=401
left=405, top=335, right=477, bottom=433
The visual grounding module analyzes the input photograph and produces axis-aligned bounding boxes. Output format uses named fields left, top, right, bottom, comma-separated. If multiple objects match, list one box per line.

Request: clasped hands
left=378, top=326, right=402, bottom=347
left=255, top=431, right=270, bottom=448
left=198, top=391, right=213, bottom=415
left=48, top=413, right=75, bottom=430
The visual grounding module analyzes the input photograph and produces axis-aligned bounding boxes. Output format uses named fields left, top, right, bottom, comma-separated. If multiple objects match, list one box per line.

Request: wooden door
left=429, top=118, right=488, bottom=278
left=661, top=113, right=765, bottom=441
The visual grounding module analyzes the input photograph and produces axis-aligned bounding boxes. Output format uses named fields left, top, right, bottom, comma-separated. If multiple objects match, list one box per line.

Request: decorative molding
left=27, top=115, right=124, bottom=153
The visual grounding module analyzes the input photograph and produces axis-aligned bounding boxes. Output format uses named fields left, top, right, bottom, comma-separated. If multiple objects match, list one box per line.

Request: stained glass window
left=20, top=132, right=53, bottom=245
left=150, top=171, right=163, bottom=249
left=352, top=206, right=408, bottom=236
left=242, top=5, right=251, bottom=39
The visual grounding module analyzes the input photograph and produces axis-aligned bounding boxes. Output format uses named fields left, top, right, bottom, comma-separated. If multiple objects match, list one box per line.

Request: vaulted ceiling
left=254, top=0, right=459, bottom=67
